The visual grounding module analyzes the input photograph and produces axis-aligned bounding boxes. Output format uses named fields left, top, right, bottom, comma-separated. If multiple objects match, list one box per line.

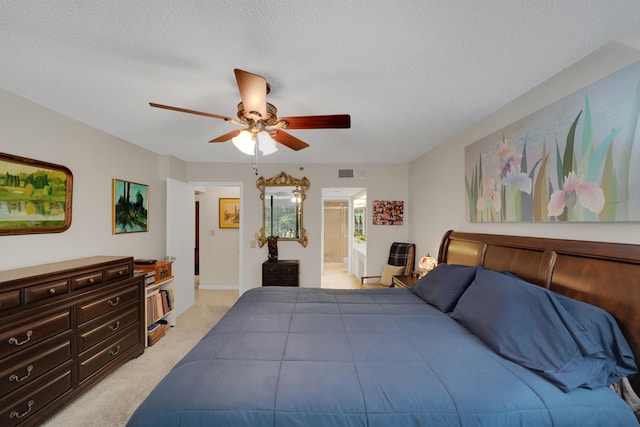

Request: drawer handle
left=49, top=288, right=56, bottom=295
left=108, top=321, right=121, bottom=332
left=9, top=330, right=33, bottom=346
left=88, top=278, right=95, bottom=284
left=9, top=365, right=33, bottom=383
left=10, top=399, right=34, bottom=420
left=118, top=270, right=124, bottom=276
left=109, top=345, right=121, bottom=356
left=108, top=297, right=120, bottom=307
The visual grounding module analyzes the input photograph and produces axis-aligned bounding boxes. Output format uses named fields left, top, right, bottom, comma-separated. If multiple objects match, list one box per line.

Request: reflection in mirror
left=257, top=172, right=310, bottom=248
left=354, top=194, right=366, bottom=242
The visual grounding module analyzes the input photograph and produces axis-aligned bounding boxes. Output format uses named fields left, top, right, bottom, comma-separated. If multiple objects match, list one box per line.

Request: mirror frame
left=256, top=171, right=310, bottom=248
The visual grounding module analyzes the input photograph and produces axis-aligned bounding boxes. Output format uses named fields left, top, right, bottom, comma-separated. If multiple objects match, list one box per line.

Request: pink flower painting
left=465, top=59, right=640, bottom=223
left=548, top=172, right=604, bottom=218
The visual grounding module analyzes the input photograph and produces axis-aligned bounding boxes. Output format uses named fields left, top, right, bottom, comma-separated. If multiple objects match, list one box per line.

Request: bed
left=127, top=231, right=640, bottom=426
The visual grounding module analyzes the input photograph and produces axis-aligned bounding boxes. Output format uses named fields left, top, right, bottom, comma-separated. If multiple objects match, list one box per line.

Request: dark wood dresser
left=262, top=260, right=299, bottom=287
left=0, top=256, right=145, bottom=426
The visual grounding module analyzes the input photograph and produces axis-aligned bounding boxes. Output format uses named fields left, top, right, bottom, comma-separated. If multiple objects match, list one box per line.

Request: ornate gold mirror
left=257, top=171, right=310, bottom=248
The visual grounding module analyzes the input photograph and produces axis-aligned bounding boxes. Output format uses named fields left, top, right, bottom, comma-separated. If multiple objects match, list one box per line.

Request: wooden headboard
left=438, top=230, right=640, bottom=391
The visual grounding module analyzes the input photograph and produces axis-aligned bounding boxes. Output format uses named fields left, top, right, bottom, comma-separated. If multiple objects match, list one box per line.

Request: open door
left=167, top=178, right=195, bottom=316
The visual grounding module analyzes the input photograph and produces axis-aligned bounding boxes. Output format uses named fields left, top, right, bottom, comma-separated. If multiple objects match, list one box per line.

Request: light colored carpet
left=321, top=262, right=361, bottom=289
left=41, top=289, right=239, bottom=427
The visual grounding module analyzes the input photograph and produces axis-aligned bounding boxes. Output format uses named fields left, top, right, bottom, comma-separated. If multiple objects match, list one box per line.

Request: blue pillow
left=450, top=267, right=606, bottom=392
left=553, top=293, right=637, bottom=386
left=501, top=270, right=637, bottom=386
left=410, top=264, right=478, bottom=312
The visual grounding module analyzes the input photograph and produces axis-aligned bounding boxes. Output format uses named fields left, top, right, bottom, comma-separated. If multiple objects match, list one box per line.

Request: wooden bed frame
left=438, top=230, right=640, bottom=392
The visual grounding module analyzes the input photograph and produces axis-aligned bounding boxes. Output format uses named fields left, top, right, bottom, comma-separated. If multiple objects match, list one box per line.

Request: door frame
left=191, top=181, right=243, bottom=295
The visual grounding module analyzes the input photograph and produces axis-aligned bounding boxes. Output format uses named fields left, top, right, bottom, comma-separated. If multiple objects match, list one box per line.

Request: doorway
left=191, top=183, right=242, bottom=293
left=324, top=201, right=348, bottom=263
left=321, top=187, right=365, bottom=289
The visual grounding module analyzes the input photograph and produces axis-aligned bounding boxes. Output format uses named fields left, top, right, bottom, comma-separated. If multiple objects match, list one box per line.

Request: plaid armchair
left=361, top=242, right=416, bottom=288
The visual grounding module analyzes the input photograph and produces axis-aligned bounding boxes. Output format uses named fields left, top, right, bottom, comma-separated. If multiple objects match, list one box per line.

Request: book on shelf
left=145, top=280, right=175, bottom=327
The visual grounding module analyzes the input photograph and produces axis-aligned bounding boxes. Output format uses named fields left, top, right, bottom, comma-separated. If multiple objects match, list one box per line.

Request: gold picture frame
left=112, top=179, right=149, bottom=234
left=0, top=152, right=73, bottom=235
left=219, top=198, right=240, bottom=229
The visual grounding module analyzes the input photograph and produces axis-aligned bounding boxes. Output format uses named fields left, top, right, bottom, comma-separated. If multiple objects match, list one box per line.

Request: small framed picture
left=112, top=179, right=149, bottom=234
left=219, top=198, right=240, bottom=229
left=372, top=200, right=404, bottom=225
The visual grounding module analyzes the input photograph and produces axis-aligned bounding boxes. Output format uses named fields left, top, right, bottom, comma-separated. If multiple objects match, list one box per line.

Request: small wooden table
left=392, top=274, right=420, bottom=288
left=262, top=260, right=299, bottom=286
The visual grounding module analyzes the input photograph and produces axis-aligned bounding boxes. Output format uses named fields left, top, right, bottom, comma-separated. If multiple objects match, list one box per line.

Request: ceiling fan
left=150, top=69, right=351, bottom=155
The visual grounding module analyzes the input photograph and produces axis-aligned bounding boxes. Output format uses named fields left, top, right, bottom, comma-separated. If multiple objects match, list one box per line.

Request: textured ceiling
left=2, top=1, right=640, bottom=165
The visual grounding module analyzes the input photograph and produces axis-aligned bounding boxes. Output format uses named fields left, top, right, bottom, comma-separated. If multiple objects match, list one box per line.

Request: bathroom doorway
left=321, top=187, right=365, bottom=289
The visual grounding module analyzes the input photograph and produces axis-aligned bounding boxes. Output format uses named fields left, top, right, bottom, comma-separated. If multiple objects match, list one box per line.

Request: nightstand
left=262, top=260, right=299, bottom=286
left=392, top=274, right=420, bottom=288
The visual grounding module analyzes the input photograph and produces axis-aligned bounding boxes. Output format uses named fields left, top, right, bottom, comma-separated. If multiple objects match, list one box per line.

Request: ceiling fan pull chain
left=252, top=148, right=259, bottom=175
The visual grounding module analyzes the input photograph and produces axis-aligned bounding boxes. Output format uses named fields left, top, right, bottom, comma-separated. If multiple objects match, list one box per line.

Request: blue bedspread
left=127, top=287, right=637, bottom=426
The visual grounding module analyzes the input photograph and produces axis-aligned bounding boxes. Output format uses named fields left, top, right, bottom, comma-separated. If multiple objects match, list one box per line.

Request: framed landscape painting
left=0, top=152, right=73, bottom=235
left=219, top=198, right=240, bottom=229
left=112, top=179, right=149, bottom=234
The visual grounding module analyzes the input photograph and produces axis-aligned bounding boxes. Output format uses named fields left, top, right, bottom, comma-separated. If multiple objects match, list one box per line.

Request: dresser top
left=0, top=256, right=132, bottom=284
left=262, top=259, right=299, bottom=265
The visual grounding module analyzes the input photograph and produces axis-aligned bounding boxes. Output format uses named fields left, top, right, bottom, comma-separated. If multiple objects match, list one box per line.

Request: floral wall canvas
left=465, top=60, right=640, bottom=222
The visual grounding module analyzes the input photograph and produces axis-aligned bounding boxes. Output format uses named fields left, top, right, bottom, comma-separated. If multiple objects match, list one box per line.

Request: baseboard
left=199, top=284, right=239, bottom=290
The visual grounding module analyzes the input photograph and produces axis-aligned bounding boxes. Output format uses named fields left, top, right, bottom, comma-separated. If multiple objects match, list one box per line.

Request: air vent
left=338, top=169, right=354, bottom=178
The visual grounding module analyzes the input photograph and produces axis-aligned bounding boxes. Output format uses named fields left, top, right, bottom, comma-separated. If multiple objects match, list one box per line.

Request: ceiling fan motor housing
left=237, top=101, right=279, bottom=125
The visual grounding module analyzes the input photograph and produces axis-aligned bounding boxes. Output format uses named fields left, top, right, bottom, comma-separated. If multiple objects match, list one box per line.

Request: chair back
left=387, top=242, right=416, bottom=275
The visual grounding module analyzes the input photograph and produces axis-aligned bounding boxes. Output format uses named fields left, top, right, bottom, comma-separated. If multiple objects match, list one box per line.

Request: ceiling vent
left=338, top=169, right=354, bottom=178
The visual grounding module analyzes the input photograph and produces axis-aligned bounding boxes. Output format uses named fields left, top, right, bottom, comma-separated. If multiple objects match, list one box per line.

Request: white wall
left=5, top=34, right=640, bottom=290
left=0, top=89, right=171, bottom=270
left=197, top=185, right=240, bottom=289
left=409, top=39, right=640, bottom=260
left=187, top=163, right=409, bottom=291
left=0, top=88, right=410, bottom=293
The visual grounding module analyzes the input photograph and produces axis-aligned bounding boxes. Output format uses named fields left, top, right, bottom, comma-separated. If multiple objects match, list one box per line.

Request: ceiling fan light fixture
left=232, top=130, right=255, bottom=155
left=257, top=132, right=278, bottom=156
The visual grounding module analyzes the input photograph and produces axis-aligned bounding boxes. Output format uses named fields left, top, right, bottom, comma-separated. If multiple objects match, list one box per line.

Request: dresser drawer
left=71, top=270, right=104, bottom=291
left=0, top=340, right=71, bottom=398
left=263, top=263, right=280, bottom=274
left=0, top=290, right=21, bottom=313
left=1, top=367, right=72, bottom=427
left=78, top=325, right=139, bottom=382
left=104, top=264, right=131, bottom=282
left=77, top=307, right=138, bottom=353
left=279, top=275, right=298, bottom=286
left=0, top=311, right=71, bottom=359
left=76, top=285, right=138, bottom=325
left=24, top=279, right=69, bottom=304
left=281, top=264, right=298, bottom=275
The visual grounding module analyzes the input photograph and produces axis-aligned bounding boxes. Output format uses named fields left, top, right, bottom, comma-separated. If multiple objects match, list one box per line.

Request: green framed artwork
left=0, top=152, right=73, bottom=235
left=112, top=179, right=149, bottom=234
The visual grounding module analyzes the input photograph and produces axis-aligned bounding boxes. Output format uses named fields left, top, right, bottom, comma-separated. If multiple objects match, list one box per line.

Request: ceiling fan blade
left=271, top=130, right=310, bottom=151
left=209, top=129, right=242, bottom=143
left=277, top=114, right=351, bottom=129
left=234, top=69, right=267, bottom=119
left=149, top=102, right=234, bottom=122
